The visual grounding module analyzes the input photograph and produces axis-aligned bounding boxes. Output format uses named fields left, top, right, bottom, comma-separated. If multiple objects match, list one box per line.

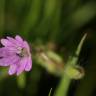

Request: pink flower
left=0, top=35, right=32, bottom=75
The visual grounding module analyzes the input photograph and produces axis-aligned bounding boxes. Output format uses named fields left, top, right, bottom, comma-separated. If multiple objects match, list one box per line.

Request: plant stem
left=54, top=33, right=87, bottom=96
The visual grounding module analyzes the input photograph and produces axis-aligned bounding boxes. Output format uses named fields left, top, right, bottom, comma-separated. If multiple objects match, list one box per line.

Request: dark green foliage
left=0, top=0, right=96, bottom=96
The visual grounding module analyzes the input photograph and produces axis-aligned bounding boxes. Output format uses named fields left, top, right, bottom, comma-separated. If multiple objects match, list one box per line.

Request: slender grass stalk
left=54, top=33, right=87, bottom=96
left=44, top=0, right=57, bottom=18
left=49, top=0, right=62, bottom=42
left=20, top=0, right=42, bottom=38
left=35, top=0, right=58, bottom=40
left=48, top=88, right=52, bottom=96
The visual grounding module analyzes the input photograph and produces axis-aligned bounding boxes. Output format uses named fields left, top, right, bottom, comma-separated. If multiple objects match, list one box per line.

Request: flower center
left=16, top=48, right=29, bottom=57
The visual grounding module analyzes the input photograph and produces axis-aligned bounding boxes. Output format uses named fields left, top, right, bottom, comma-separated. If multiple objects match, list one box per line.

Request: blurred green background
left=0, top=0, right=96, bottom=96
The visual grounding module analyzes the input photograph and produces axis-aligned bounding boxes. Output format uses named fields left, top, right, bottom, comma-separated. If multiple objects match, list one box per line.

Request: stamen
left=16, top=48, right=29, bottom=57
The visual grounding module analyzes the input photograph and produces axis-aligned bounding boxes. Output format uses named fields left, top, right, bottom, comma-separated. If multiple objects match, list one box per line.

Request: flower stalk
left=54, top=33, right=87, bottom=96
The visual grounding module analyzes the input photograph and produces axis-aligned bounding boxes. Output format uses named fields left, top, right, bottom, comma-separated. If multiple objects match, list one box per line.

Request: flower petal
left=7, top=36, right=17, bottom=44
left=25, top=57, right=32, bottom=71
left=0, top=58, right=10, bottom=66
left=0, top=47, right=15, bottom=57
left=16, top=57, right=27, bottom=75
left=0, top=55, right=20, bottom=66
left=7, top=36, right=23, bottom=47
left=15, top=35, right=23, bottom=43
left=0, top=47, right=7, bottom=57
left=1, top=39, right=13, bottom=47
left=8, top=64, right=17, bottom=75
left=23, top=41, right=30, bottom=52
left=6, top=46, right=18, bottom=53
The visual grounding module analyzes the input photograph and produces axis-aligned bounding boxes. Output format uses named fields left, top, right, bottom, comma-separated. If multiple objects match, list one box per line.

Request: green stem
left=48, top=88, right=52, bottom=96
left=54, top=33, right=87, bottom=96
left=75, top=33, right=87, bottom=56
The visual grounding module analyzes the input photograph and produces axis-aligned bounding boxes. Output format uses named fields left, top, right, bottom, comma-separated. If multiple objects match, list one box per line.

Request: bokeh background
left=0, top=0, right=96, bottom=96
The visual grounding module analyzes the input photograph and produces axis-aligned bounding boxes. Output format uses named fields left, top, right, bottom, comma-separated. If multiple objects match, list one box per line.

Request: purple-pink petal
left=0, top=55, right=20, bottom=66
left=1, top=39, right=13, bottom=47
left=16, top=57, right=28, bottom=75
left=8, top=64, right=17, bottom=75
left=0, top=47, right=15, bottom=57
left=15, top=35, right=23, bottom=43
left=23, top=41, right=30, bottom=52
left=7, top=37, right=17, bottom=45
left=7, top=36, right=23, bottom=47
left=25, top=57, right=32, bottom=71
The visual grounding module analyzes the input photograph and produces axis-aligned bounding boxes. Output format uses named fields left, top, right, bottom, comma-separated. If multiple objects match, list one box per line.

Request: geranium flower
left=0, top=35, right=32, bottom=75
